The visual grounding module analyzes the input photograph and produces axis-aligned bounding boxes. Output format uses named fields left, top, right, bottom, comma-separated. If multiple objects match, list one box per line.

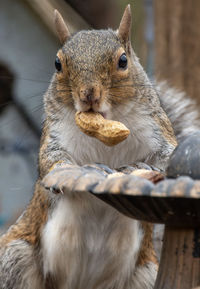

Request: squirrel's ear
left=117, top=5, right=132, bottom=43
left=54, top=10, right=71, bottom=44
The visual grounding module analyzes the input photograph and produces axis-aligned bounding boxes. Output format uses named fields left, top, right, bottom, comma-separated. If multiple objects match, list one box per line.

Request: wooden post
left=154, top=226, right=200, bottom=289
left=154, top=0, right=200, bottom=106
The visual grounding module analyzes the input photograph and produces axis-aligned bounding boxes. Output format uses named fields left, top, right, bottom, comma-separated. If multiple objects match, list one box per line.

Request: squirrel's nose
left=85, top=88, right=93, bottom=103
left=79, top=87, right=101, bottom=105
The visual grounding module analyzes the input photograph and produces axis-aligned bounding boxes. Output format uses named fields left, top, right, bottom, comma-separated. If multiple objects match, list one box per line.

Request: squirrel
left=0, top=5, right=199, bottom=289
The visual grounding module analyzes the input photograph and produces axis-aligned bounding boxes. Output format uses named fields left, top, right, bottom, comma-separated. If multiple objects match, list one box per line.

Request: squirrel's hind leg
left=131, top=262, right=158, bottom=289
left=0, top=239, right=44, bottom=289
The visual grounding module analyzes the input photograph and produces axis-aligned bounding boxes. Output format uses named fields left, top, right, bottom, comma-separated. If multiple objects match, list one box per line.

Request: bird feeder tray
left=43, top=132, right=200, bottom=289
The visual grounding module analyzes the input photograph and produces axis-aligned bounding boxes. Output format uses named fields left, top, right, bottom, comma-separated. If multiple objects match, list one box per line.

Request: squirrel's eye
left=55, top=56, right=62, bottom=72
left=118, top=53, right=127, bottom=69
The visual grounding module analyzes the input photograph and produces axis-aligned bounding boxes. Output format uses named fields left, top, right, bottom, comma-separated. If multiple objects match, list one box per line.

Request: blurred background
left=0, top=0, right=200, bottom=233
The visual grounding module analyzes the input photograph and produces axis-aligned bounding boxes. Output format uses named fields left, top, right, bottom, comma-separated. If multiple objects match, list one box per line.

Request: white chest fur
left=42, top=105, right=158, bottom=288
left=42, top=192, right=143, bottom=289
left=53, top=106, right=159, bottom=169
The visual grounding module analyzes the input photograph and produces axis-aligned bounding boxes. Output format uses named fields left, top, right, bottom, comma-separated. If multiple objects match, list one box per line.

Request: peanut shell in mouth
left=75, top=111, right=130, bottom=146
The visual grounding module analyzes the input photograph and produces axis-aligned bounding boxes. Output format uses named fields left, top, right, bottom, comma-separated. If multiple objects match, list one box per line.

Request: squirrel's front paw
left=42, top=163, right=108, bottom=195
left=42, top=162, right=164, bottom=196
left=117, top=162, right=161, bottom=174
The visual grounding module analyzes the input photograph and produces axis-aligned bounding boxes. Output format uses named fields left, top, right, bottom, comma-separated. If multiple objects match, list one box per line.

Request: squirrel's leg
left=132, top=262, right=158, bottom=289
left=39, top=129, right=77, bottom=179
left=0, top=182, right=50, bottom=288
left=0, top=240, right=44, bottom=289
left=131, top=222, right=158, bottom=289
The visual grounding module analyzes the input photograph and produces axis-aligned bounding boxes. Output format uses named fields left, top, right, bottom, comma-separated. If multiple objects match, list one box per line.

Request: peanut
left=75, top=111, right=130, bottom=146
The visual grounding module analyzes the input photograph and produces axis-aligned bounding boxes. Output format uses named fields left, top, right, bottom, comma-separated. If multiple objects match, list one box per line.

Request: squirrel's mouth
left=74, top=87, right=110, bottom=119
left=75, top=104, right=109, bottom=119
left=84, top=109, right=107, bottom=119
left=99, top=112, right=107, bottom=118
left=98, top=111, right=107, bottom=119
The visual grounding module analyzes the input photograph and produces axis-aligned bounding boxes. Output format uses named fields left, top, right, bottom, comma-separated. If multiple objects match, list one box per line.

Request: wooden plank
left=154, top=0, right=200, bottom=106
left=66, top=0, right=118, bottom=28
left=23, top=0, right=90, bottom=37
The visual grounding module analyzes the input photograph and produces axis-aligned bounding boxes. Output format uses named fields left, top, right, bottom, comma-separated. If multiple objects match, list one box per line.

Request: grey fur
left=0, top=240, right=43, bottom=289
left=1, top=11, right=200, bottom=288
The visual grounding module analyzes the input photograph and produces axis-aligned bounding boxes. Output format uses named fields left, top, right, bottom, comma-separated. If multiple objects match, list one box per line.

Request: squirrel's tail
left=157, top=81, right=200, bottom=142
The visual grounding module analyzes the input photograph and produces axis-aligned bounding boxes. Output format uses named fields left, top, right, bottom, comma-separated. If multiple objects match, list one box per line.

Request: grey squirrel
left=0, top=5, right=199, bottom=289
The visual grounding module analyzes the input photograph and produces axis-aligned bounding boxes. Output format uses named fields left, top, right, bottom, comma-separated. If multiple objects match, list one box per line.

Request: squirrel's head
left=53, top=5, right=136, bottom=119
